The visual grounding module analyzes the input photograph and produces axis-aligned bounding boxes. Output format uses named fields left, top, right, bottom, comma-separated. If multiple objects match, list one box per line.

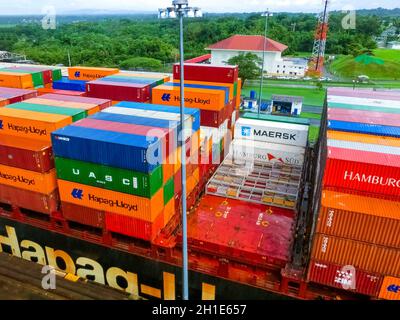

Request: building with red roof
left=206, top=35, right=307, bottom=77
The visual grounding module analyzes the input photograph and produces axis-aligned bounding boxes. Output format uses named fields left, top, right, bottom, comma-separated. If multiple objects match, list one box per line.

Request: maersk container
left=0, top=135, right=53, bottom=173
left=231, top=139, right=305, bottom=166
left=55, top=157, right=163, bottom=198
left=323, top=139, right=400, bottom=198
left=235, top=118, right=309, bottom=147
left=5, top=102, right=86, bottom=122
left=53, top=77, right=87, bottom=92
left=115, top=101, right=201, bottom=132
left=86, top=80, right=151, bottom=102
left=102, top=107, right=193, bottom=141
left=40, top=93, right=112, bottom=110
left=328, top=120, right=400, bottom=138
left=173, top=63, right=239, bottom=84
left=308, top=260, right=383, bottom=298
left=51, top=125, right=162, bottom=173
left=242, top=112, right=310, bottom=126
left=73, top=118, right=174, bottom=161
left=163, top=82, right=230, bottom=105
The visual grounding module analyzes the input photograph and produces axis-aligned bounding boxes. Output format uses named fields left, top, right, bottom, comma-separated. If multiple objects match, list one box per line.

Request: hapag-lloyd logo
left=344, top=171, right=400, bottom=188
left=165, top=93, right=211, bottom=105
left=7, top=122, right=47, bottom=136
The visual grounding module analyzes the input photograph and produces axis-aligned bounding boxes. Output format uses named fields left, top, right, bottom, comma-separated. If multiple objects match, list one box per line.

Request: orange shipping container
left=173, top=79, right=235, bottom=101
left=24, top=98, right=100, bottom=115
left=187, top=167, right=200, bottom=195
left=327, top=130, right=400, bottom=147
left=68, top=67, right=119, bottom=81
left=236, top=78, right=242, bottom=110
left=311, top=233, right=400, bottom=277
left=317, top=190, right=400, bottom=248
left=57, top=180, right=164, bottom=222
left=0, top=72, right=33, bottom=89
left=378, top=276, right=400, bottom=300
left=0, top=108, right=72, bottom=142
left=152, top=85, right=226, bottom=111
left=163, top=198, right=175, bottom=226
left=0, top=164, right=57, bottom=194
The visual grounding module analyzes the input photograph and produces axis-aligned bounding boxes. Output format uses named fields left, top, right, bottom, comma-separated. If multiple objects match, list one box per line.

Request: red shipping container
left=173, top=63, right=239, bottom=84
left=200, top=105, right=228, bottom=128
left=61, top=202, right=104, bottom=229
left=308, top=260, right=383, bottom=297
left=37, top=88, right=87, bottom=97
left=323, top=144, right=400, bottom=198
left=0, top=135, right=54, bottom=172
left=184, top=195, right=294, bottom=268
left=0, top=87, right=37, bottom=104
left=105, top=210, right=165, bottom=242
left=40, top=93, right=111, bottom=110
left=0, top=184, right=59, bottom=215
left=73, top=118, right=174, bottom=161
left=86, top=80, right=150, bottom=102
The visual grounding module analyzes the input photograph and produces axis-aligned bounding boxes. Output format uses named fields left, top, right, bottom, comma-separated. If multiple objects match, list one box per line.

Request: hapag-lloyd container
left=115, top=101, right=201, bottom=133
left=55, top=157, right=163, bottom=198
left=327, top=130, right=400, bottom=147
left=24, top=98, right=100, bottom=116
left=152, top=85, right=226, bottom=111
left=173, top=63, right=239, bottom=84
left=235, top=118, right=309, bottom=147
left=0, top=135, right=53, bottom=172
left=86, top=80, right=150, bottom=102
left=0, top=184, right=59, bottom=215
left=0, top=164, right=57, bottom=194
left=57, top=179, right=164, bottom=222
left=379, top=276, right=400, bottom=300
left=328, top=119, right=400, bottom=138
left=317, top=190, right=400, bottom=247
left=323, top=139, right=400, bottom=198
left=5, top=102, right=86, bottom=122
left=40, top=93, right=112, bottom=110
left=173, top=79, right=237, bottom=101
left=231, top=139, right=305, bottom=166
left=0, top=72, right=33, bottom=89
left=311, top=233, right=400, bottom=277
left=68, top=66, right=119, bottom=81
left=0, top=87, right=37, bottom=104
left=51, top=125, right=162, bottom=173
left=0, top=108, right=72, bottom=142
left=308, top=260, right=383, bottom=297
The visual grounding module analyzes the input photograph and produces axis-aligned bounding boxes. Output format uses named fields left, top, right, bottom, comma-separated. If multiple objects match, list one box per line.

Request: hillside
left=329, top=49, right=400, bottom=80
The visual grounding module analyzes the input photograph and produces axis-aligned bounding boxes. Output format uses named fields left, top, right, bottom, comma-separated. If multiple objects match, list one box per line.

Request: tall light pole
left=258, top=10, right=273, bottom=115
left=158, top=0, right=202, bottom=301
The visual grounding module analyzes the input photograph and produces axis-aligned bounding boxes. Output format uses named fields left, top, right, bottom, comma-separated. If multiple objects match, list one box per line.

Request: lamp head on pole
left=158, top=1, right=202, bottom=19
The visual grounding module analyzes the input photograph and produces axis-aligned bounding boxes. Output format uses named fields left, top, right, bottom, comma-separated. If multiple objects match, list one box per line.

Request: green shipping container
left=328, top=102, right=400, bottom=115
left=55, top=157, right=164, bottom=198
left=52, top=69, right=63, bottom=81
left=163, top=178, right=174, bottom=205
left=242, top=112, right=311, bottom=126
left=0, top=68, right=44, bottom=87
left=6, top=102, right=86, bottom=122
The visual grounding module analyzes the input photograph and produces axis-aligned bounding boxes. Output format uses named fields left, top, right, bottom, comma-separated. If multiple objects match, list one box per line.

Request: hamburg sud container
left=308, top=260, right=383, bottom=297
left=322, top=139, right=400, bottom=198
left=86, top=80, right=151, bottom=102
left=53, top=77, right=87, bottom=92
left=185, top=195, right=294, bottom=268
left=173, top=63, right=239, bottom=84
left=0, top=87, right=37, bottom=104
left=317, top=190, right=400, bottom=248
left=231, top=139, right=305, bottom=166
left=0, top=71, right=33, bottom=89
left=235, top=118, right=309, bottom=148
left=68, top=66, right=119, bottom=81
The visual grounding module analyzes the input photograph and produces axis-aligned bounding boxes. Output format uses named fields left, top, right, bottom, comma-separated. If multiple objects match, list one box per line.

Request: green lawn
left=242, top=85, right=326, bottom=107
left=373, top=48, right=400, bottom=63
left=309, top=126, right=320, bottom=144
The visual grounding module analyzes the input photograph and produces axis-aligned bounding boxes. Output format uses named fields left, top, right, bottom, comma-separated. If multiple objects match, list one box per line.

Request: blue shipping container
left=163, top=82, right=230, bottom=105
left=328, top=120, right=400, bottom=138
left=51, top=125, right=162, bottom=173
left=53, top=77, right=87, bottom=92
left=115, top=101, right=201, bottom=132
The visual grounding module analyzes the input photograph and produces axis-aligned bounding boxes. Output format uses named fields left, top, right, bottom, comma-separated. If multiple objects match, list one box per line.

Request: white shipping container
left=234, top=118, right=309, bottom=147
left=103, top=106, right=193, bottom=140
left=200, top=119, right=228, bottom=145
left=328, top=95, right=400, bottom=109
left=231, top=139, right=305, bottom=166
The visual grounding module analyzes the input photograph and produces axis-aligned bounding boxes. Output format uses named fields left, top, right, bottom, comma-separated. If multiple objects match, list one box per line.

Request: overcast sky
left=0, top=0, right=398, bottom=14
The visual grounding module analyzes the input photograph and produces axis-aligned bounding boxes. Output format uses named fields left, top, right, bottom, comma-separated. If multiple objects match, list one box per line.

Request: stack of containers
left=86, top=71, right=170, bottom=104
left=0, top=87, right=37, bottom=106
left=308, top=87, right=400, bottom=300
left=0, top=95, right=111, bottom=216
left=3, top=66, right=62, bottom=87
left=51, top=103, right=199, bottom=242
left=153, top=63, right=240, bottom=165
